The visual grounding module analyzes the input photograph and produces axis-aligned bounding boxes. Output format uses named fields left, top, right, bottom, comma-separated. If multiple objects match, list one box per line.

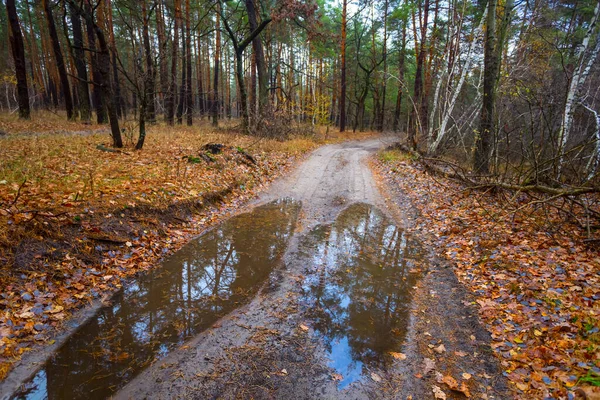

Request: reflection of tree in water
left=303, top=203, right=422, bottom=375
left=38, top=199, right=300, bottom=400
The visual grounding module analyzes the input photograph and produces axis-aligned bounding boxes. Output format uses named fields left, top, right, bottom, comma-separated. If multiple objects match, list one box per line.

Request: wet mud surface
left=117, top=200, right=422, bottom=400
left=12, top=200, right=300, bottom=399
left=4, top=138, right=510, bottom=399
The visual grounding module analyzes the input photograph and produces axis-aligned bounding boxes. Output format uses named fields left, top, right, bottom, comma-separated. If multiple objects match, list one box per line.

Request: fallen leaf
left=299, top=324, right=309, bottom=332
left=516, top=382, right=528, bottom=391
left=389, top=352, right=407, bottom=360
left=458, top=382, right=471, bottom=398
left=455, top=351, right=467, bottom=357
left=434, top=344, right=446, bottom=354
left=46, top=305, right=64, bottom=314
left=462, top=372, right=472, bottom=380
left=432, top=385, right=447, bottom=399
left=371, top=372, right=382, bottom=382
left=442, top=375, right=459, bottom=390
left=423, top=358, right=436, bottom=375
left=281, top=369, right=288, bottom=375
left=575, top=386, right=600, bottom=400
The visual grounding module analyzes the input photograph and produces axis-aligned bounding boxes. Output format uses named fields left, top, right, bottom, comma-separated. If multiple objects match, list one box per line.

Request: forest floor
left=374, top=149, right=600, bottom=399
left=0, top=118, right=598, bottom=399
left=116, top=138, right=510, bottom=400
left=0, top=113, right=373, bottom=389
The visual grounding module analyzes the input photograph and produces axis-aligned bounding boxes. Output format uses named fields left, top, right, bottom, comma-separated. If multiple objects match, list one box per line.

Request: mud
left=12, top=200, right=300, bottom=399
left=4, top=138, right=510, bottom=399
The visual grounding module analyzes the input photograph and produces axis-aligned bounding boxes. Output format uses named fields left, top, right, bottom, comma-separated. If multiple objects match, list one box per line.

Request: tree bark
left=176, top=19, right=186, bottom=125
left=219, top=1, right=271, bottom=133
left=245, top=0, right=269, bottom=116
left=557, top=1, right=600, bottom=173
left=339, top=0, right=347, bottom=132
left=473, top=0, right=498, bottom=174
left=377, top=0, right=389, bottom=132
left=142, top=0, right=156, bottom=124
left=393, top=23, right=406, bottom=132
left=156, top=0, right=168, bottom=117
left=410, top=0, right=430, bottom=150
left=42, top=0, right=74, bottom=120
left=106, top=0, right=123, bottom=118
left=6, top=0, right=30, bottom=119
left=84, top=3, right=106, bottom=124
left=166, top=0, right=181, bottom=125
left=185, top=0, right=193, bottom=126
left=69, top=2, right=91, bottom=122
left=213, top=6, right=221, bottom=127
left=69, top=0, right=122, bottom=147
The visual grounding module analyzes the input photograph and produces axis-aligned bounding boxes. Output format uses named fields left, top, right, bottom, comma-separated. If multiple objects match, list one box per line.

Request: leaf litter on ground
left=375, top=150, right=600, bottom=399
left=0, top=120, right=376, bottom=381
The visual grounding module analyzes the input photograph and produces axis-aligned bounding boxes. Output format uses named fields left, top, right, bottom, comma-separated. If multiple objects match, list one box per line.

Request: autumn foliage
left=376, top=150, right=600, bottom=398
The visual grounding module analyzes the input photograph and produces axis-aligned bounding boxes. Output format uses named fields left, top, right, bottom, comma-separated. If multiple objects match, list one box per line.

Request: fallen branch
left=388, top=142, right=600, bottom=198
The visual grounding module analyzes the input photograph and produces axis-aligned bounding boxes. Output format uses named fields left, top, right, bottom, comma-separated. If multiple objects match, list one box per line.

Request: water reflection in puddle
left=300, top=203, right=423, bottom=389
left=15, top=199, right=301, bottom=400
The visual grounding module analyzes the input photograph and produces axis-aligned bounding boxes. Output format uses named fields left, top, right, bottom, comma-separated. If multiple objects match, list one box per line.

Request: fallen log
left=388, top=142, right=600, bottom=198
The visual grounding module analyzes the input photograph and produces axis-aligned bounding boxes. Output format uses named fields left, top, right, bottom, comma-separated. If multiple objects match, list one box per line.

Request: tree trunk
left=393, top=23, right=406, bottom=132
left=6, top=0, right=30, bottom=119
left=245, top=0, right=269, bottom=116
left=339, top=0, right=347, bottom=132
left=185, top=0, right=193, bottom=126
left=213, top=7, right=220, bottom=127
left=429, top=7, right=487, bottom=154
left=142, top=0, right=156, bottom=124
left=156, top=0, right=168, bottom=117
left=410, top=0, right=430, bottom=150
left=177, top=19, right=186, bottom=125
left=42, top=0, right=74, bottom=120
left=557, top=1, right=600, bottom=173
left=473, top=0, right=498, bottom=174
left=85, top=3, right=106, bottom=124
left=106, top=0, right=123, bottom=119
left=166, top=0, right=180, bottom=125
left=377, top=0, right=389, bottom=132
left=70, top=0, right=122, bottom=146
left=69, top=2, right=91, bottom=122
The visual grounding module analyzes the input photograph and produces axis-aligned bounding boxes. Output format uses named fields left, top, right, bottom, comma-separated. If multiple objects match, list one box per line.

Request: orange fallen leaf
left=389, top=352, right=407, bottom=360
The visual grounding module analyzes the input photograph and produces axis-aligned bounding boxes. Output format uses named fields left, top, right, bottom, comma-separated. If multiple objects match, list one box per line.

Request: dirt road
left=114, top=138, right=509, bottom=400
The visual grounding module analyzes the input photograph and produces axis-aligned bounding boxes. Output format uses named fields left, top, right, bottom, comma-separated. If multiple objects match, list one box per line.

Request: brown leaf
left=434, top=344, right=446, bottom=354
left=389, top=352, right=407, bottom=360
left=442, top=375, right=459, bottom=390
left=423, top=358, right=436, bottom=375
left=432, top=385, right=447, bottom=399
left=575, top=386, right=600, bottom=400
left=371, top=372, right=382, bottom=382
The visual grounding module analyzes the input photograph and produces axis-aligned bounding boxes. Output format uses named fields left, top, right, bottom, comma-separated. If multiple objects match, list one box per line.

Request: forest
left=1, top=0, right=600, bottom=398
left=2, top=0, right=599, bottom=181
left=0, top=0, right=600, bottom=181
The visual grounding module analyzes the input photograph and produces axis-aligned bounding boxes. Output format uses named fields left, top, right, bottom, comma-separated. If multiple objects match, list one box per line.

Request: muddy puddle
left=14, top=199, right=301, bottom=400
left=299, top=203, right=423, bottom=389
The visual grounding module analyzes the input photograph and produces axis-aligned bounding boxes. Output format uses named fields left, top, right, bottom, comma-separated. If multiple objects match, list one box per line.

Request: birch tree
left=557, top=1, right=600, bottom=174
